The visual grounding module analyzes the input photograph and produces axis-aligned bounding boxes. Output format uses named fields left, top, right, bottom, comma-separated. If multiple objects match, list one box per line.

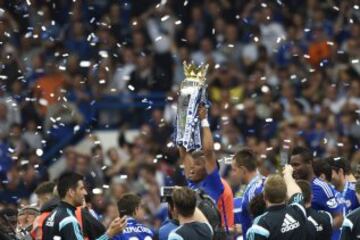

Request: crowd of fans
left=0, top=0, right=359, bottom=239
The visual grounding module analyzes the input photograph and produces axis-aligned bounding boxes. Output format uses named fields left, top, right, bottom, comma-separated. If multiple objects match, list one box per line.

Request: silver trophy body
left=176, top=63, right=208, bottom=151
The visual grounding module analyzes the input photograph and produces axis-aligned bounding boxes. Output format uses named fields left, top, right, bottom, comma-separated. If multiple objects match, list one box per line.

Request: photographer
left=159, top=191, right=179, bottom=240
left=168, top=187, right=213, bottom=240
left=0, top=208, right=18, bottom=240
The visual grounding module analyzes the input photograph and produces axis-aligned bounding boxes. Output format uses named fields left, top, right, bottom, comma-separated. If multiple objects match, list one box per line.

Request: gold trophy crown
left=183, top=61, right=209, bottom=85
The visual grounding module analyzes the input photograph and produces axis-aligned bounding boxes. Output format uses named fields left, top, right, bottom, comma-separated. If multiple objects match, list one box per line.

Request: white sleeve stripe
left=308, top=216, right=318, bottom=227
left=314, top=179, right=332, bottom=197
left=321, top=211, right=333, bottom=226
left=168, top=232, right=184, bottom=240
left=290, top=203, right=307, bottom=217
left=343, top=218, right=354, bottom=230
left=248, top=224, right=270, bottom=238
left=314, top=179, right=333, bottom=198
left=204, top=222, right=214, bottom=235
left=234, top=208, right=241, bottom=213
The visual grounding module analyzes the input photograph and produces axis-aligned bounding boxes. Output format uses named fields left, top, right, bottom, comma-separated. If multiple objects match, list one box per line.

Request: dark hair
left=313, top=159, right=332, bottom=182
left=326, top=157, right=349, bottom=174
left=57, top=172, right=84, bottom=199
left=34, top=181, right=56, bottom=195
left=117, top=193, right=141, bottom=217
left=291, top=146, right=313, bottom=164
left=249, top=193, right=266, bottom=218
left=233, top=148, right=257, bottom=171
left=296, top=180, right=312, bottom=204
left=172, top=187, right=196, bottom=217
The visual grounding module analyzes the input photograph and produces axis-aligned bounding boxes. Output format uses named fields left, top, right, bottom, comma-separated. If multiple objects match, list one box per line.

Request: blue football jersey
left=341, top=181, right=360, bottom=215
left=112, top=217, right=155, bottom=240
left=238, top=174, right=265, bottom=240
left=311, top=178, right=342, bottom=240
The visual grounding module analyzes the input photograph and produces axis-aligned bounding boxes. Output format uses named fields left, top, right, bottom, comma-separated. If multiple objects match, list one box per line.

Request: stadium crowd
left=0, top=0, right=360, bottom=239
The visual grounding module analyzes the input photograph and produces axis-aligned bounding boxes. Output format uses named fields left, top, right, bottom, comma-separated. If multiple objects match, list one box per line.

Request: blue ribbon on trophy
left=175, top=61, right=209, bottom=151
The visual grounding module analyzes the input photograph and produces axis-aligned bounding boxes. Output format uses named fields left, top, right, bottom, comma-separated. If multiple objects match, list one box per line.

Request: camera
left=160, top=186, right=175, bottom=202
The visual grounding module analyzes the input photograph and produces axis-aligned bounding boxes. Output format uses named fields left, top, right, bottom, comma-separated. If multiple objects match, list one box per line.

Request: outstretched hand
left=282, top=164, right=294, bottom=179
left=106, top=216, right=127, bottom=238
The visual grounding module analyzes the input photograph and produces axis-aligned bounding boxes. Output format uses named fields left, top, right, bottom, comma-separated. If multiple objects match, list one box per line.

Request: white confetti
left=167, top=141, right=175, bottom=148
left=79, top=61, right=91, bottom=67
left=337, top=142, right=344, bottom=147
left=99, top=79, right=106, bottom=84
left=261, top=85, right=269, bottom=93
left=99, top=50, right=108, bottom=58
left=214, top=142, right=221, bottom=151
left=155, top=36, right=162, bottom=42
left=351, top=59, right=359, bottom=64
left=73, top=125, right=80, bottom=133
left=36, top=149, right=43, bottom=157
left=128, top=85, right=135, bottom=91
left=120, top=175, right=128, bottom=179
left=175, top=20, right=182, bottom=25
left=92, top=188, right=103, bottom=194
left=254, top=36, right=259, bottom=42
left=265, top=118, right=273, bottom=122
left=354, top=5, right=359, bottom=10
left=21, top=160, right=29, bottom=165
left=39, top=98, right=48, bottom=106
left=58, top=65, right=66, bottom=71
left=184, top=0, right=188, bottom=6
left=161, top=15, right=170, bottom=22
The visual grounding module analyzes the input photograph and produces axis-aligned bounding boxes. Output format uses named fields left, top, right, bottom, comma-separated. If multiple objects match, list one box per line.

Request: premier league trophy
left=175, top=61, right=209, bottom=151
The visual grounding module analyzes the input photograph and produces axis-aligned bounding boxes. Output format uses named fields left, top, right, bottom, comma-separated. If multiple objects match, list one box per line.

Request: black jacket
left=41, top=198, right=106, bottom=240
left=246, top=193, right=314, bottom=240
left=42, top=201, right=108, bottom=240
left=306, top=208, right=332, bottom=240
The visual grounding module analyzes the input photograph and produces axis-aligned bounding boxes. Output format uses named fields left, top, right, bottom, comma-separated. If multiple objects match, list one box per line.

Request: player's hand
left=282, top=164, right=294, bottom=178
left=198, top=104, right=208, bottom=120
left=106, top=216, right=127, bottom=238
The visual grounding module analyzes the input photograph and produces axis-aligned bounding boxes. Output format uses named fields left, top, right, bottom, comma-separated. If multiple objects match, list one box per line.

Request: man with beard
left=42, top=172, right=126, bottom=240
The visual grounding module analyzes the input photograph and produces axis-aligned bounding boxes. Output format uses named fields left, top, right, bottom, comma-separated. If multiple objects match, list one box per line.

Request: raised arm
left=282, top=165, right=301, bottom=199
left=198, top=105, right=217, bottom=174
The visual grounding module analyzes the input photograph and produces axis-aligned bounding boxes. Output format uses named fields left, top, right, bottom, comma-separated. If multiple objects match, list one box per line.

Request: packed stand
left=0, top=0, right=359, bottom=240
